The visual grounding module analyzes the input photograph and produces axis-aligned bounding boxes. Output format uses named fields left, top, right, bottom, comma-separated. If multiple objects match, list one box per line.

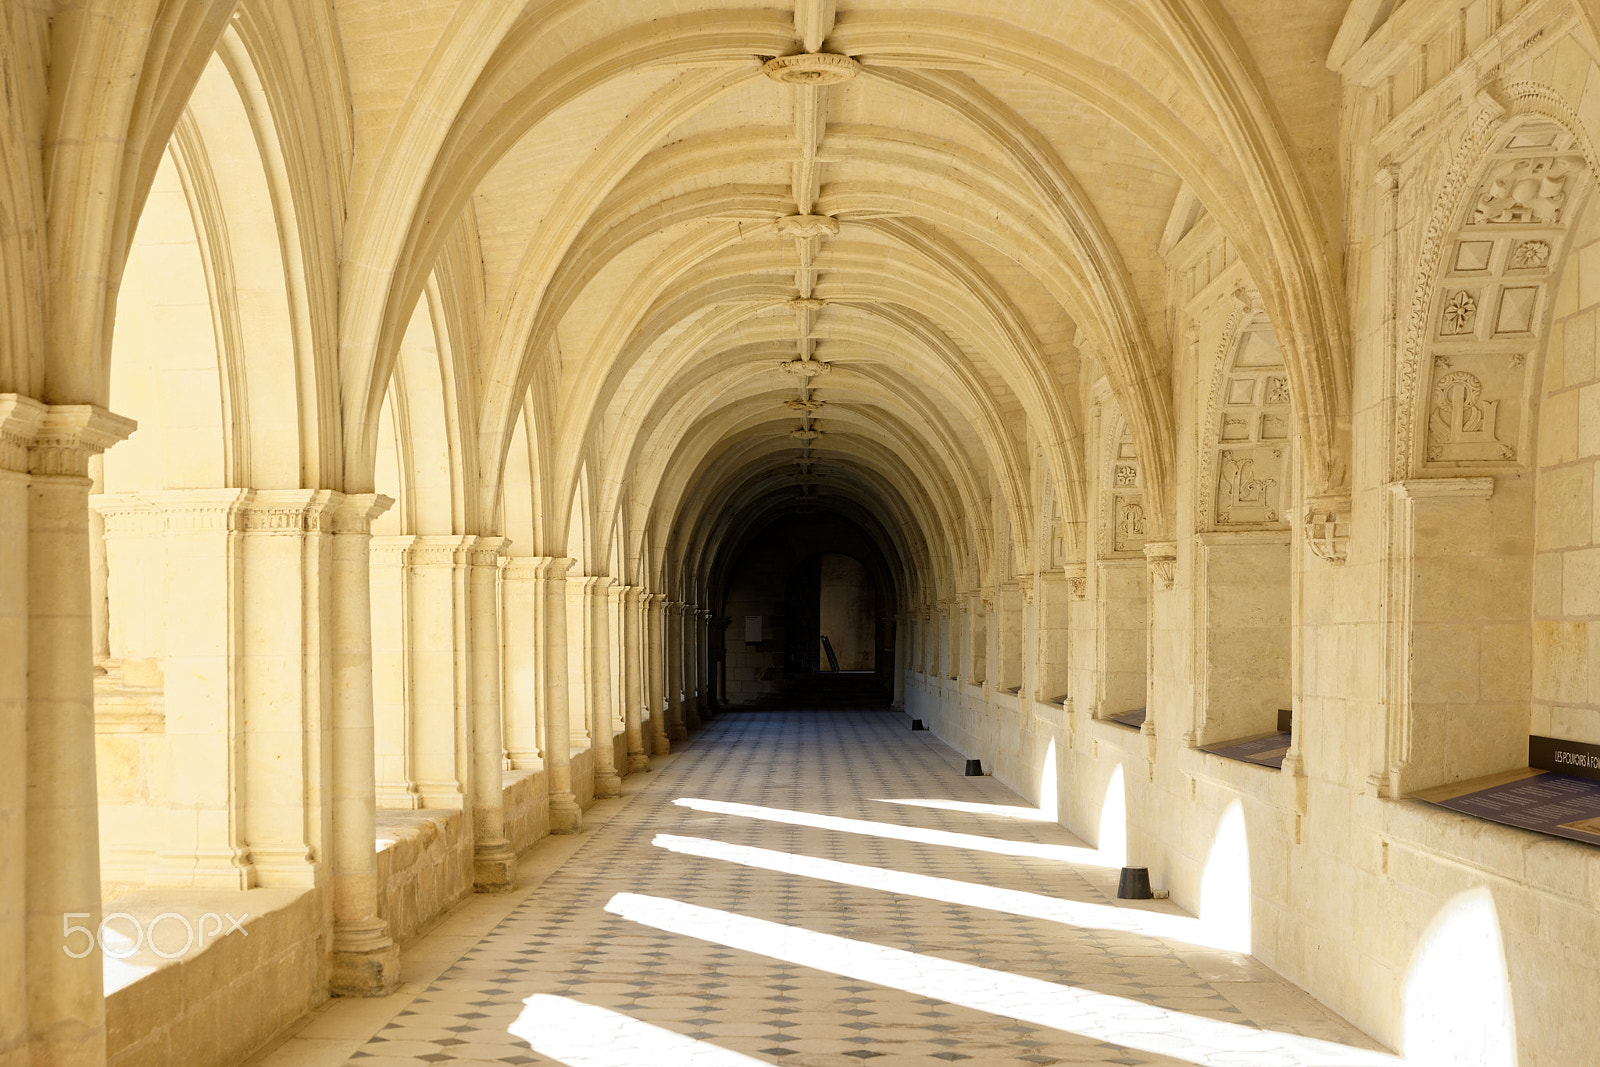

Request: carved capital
left=1063, top=563, right=1087, bottom=599
left=16, top=402, right=137, bottom=478
left=1143, top=540, right=1177, bottom=590
left=468, top=535, right=509, bottom=568
left=330, top=493, right=393, bottom=536
left=1304, top=493, right=1352, bottom=566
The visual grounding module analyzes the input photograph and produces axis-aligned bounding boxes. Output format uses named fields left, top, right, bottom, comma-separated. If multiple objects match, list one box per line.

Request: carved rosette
left=1143, top=541, right=1177, bottom=590
left=1304, top=494, right=1351, bottom=565
left=762, top=53, right=859, bottom=85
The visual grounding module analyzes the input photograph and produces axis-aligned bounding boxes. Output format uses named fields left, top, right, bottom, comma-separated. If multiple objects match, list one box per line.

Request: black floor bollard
left=1117, top=866, right=1153, bottom=899
left=964, top=759, right=983, bottom=776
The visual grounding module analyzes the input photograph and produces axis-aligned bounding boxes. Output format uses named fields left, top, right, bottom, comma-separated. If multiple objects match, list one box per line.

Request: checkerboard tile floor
left=257, top=711, right=1396, bottom=1067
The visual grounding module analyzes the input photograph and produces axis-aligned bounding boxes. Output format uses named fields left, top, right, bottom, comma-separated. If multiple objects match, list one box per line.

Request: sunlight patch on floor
left=509, top=995, right=770, bottom=1066
left=606, top=892, right=1403, bottom=1067
left=651, top=832, right=1241, bottom=948
left=673, top=797, right=1112, bottom=866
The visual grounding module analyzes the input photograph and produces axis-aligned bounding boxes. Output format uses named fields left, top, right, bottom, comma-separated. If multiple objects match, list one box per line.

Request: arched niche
left=1384, top=112, right=1596, bottom=795
left=1091, top=401, right=1149, bottom=719
left=1192, top=298, right=1294, bottom=750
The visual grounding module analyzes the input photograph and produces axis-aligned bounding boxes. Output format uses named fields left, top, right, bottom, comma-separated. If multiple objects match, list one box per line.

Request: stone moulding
left=762, top=53, right=859, bottom=85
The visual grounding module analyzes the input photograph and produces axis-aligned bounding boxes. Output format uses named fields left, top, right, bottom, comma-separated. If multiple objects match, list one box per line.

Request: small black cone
left=910, top=719, right=927, bottom=731
left=1117, top=866, right=1153, bottom=900
left=964, top=759, right=983, bottom=776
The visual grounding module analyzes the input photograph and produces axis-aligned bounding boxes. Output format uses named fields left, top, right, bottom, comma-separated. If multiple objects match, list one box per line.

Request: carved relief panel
left=1197, top=304, right=1291, bottom=531
left=1101, top=413, right=1146, bottom=557
left=1408, top=122, right=1585, bottom=473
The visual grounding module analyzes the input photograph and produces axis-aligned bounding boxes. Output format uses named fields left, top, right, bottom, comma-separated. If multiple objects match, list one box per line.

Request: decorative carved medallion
left=785, top=398, right=825, bottom=411
left=786, top=296, right=828, bottom=311
left=775, top=213, right=840, bottom=239
left=1426, top=371, right=1514, bottom=461
left=788, top=428, right=822, bottom=440
left=779, top=359, right=832, bottom=377
left=1304, top=495, right=1351, bottom=566
left=1510, top=239, right=1550, bottom=268
left=1440, top=289, right=1478, bottom=335
left=762, top=53, right=860, bottom=85
left=1470, top=157, right=1575, bottom=224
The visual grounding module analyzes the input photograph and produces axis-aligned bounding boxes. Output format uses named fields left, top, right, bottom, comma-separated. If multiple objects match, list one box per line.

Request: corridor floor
left=258, top=711, right=1398, bottom=1067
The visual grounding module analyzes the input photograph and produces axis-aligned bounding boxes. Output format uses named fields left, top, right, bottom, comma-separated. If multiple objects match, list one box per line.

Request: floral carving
left=1441, top=290, right=1478, bottom=335
left=1510, top=240, right=1551, bottom=268
left=1470, top=157, right=1573, bottom=225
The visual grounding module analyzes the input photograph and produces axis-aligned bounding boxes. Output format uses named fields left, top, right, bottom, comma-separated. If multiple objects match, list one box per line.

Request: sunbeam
left=870, top=797, right=1057, bottom=821
left=673, top=797, right=1112, bottom=865
left=509, top=995, right=771, bottom=1065
left=651, top=832, right=1240, bottom=948
left=605, top=892, right=1403, bottom=1067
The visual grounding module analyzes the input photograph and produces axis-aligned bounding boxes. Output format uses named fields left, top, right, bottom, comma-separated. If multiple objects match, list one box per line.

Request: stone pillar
left=695, top=608, right=714, bottom=716
left=468, top=537, right=516, bottom=891
left=644, top=593, right=671, bottom=754
left=565, top=574, right=595, bottom=750
left=500, top=557, right=544, bottom=769
left=664, top=601, right=689, bottom=740
left=6, top=400, right=134, bottom=1065
left=328, top=493, right=401, bottom=996
left=537, top=558, right=581, bottom=833
left=681, top=605, right=703, bottom=730
left=891, top=613, right=907, bottom=710
left=406, top=535, right=475, bottom=807
left=585, top=576, right=621, bottom=799
left=369, top=535, right=420, bottom=807
left=619, top=586, right=650, bottom=772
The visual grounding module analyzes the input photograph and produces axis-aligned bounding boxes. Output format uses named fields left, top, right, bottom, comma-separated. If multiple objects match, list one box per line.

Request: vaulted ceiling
left=328, top=0, right=1347, bottom=596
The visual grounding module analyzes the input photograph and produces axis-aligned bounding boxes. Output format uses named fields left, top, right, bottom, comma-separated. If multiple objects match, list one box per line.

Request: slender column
left=565, top=575, right=595, bottom=749
left=664, top=601, right=688, bottom=739
left=13, top=402, right=133, bottom=1065
left=370, top=535, right=420, bottom=807
left=587, top=577, right=621, bottom=799
left=537, top=558, right=581, bottom=833
left=680, top=604, right=702, bottom=731
left=644, top=593, right=671, bottom=754
left=328, top=493, right=401, bottom=996
left=468, top=538, right=516, bottom=891
left=500, top=557, right=544, bottom=768
left=694, top=609, right=714, bottom=716
left=406, top=535, right=474, bottom=807
left=891, top=613, right=907, bottom=710
left=619, top=586, right=650, bottom=772
left=0, top=400, right=37, bottom=1066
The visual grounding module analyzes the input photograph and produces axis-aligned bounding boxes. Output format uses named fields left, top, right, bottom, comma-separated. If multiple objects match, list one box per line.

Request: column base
left=473, top=844, right=518, bottom=893
left=550, top=792, right=583, bottom=834
left=651, top=735, right=672, bottom=756
left=668, top=722, right=689, bottom=741
left=626, top=751, right=651, bottom=773
left=683, top=706, right=702, bottom=730
left=329, top=919, right=401, bottom=997
left=594, top=770, right=622, bottom=799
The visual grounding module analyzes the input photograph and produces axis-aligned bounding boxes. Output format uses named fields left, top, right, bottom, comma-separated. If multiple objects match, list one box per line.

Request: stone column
left=328, top=493, right=401, bottom=996
left=500, top=557, right=544, bottom=768
left=891, top=613, right=907, bottom=710
left=467, top=537, right=516, bottom=891
left=8, top=400, right=134, bottom=1065
left=618, top=586, right=650, bottom=772
left=664, top=601, right=688, bottom=739
left=406, top=535, right=474, bottom=808
left=370, top=534, right=419, bottom=807
left=565, top=574, right=595, bottom=750
left=586, top=576, right=621, bottom=799
left=537, top=558, right=581, bottom=833
left=644, top=593, right=671, bottom=754
left=680, top=604, right=702, bottom=730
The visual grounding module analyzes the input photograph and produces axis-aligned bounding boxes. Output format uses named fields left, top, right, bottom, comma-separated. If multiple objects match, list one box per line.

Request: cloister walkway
left=256, top=713, right=1396, bottom=1067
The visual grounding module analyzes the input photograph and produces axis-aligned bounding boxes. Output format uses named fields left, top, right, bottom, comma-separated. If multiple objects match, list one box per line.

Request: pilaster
left=467, top=537, right=516, bottom=891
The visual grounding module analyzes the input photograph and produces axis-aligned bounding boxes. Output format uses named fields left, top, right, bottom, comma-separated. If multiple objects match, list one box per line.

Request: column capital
left=468, top=535, right=509, bottom=568
left=0, top=397, right=136, bottom=477
left=516, top=555, right=573, bottom=580
left=643, top=591, right=667, bottom=607
left=330, top=492, right=394, bottom=535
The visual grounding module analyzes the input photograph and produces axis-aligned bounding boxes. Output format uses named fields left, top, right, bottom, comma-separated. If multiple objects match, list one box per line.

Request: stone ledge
left=104, top=887, right=323, bottom=1067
